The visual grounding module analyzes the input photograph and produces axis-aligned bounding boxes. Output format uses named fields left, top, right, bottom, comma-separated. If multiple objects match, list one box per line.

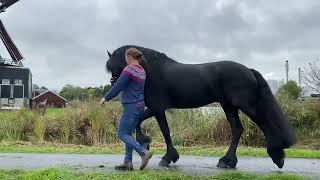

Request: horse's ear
left=107, top=50, right=111, bottom=58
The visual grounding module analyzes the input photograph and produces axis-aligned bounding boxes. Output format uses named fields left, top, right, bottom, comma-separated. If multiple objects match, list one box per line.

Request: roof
left=0, top=0, right=20, bottom=13
left=32, top=90, right=66, bottom=101
left=0, top=57, right=23, bottom=66
left=0, top=65, right=30, bottom=70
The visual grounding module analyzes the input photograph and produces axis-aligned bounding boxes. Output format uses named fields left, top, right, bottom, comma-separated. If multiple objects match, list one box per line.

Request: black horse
left=106, top=45, right=296, bottom=169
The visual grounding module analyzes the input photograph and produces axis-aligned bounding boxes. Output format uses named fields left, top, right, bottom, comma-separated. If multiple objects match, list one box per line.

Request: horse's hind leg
left=217, top=103, right=243, bottom=168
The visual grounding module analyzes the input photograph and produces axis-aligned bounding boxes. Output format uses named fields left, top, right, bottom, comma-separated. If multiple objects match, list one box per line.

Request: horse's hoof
left=217, top=157, right=237, bottom=169
left=172, top=154, right=179, bottom=163
left=159, top=159, right=171, bottom=167
left=169, top=147, right=180, bottom=163
left=217, top=159, right=228, bottom=168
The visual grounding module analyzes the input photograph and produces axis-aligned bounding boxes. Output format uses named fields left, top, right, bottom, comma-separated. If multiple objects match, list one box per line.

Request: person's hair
left=125, top=47, right=144, bottom=62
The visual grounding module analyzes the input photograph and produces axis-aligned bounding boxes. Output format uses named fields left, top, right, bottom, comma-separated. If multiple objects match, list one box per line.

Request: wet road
left=0, top=153, right=319, bottom=178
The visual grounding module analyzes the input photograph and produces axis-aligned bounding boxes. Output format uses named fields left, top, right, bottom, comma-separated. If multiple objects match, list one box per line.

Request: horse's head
left=106, top=45, right=152, bottom=86
left=105, top=48, right=127, bottom=86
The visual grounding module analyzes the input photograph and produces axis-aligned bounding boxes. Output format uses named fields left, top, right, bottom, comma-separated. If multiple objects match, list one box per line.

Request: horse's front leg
left=136, top=108, right=154, bottom=149
left=155, top=111, right=179, bottom=167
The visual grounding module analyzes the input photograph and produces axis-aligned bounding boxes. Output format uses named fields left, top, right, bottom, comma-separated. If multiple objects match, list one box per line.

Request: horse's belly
left=169, top=88, right=215, bottom=108
left=173, top=101, right=212, bottom=109
left=165, top=65, right=218, bottom=108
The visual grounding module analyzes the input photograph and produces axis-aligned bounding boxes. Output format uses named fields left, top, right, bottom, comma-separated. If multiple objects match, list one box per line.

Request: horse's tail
left=251, top=69, right=296, bottom=149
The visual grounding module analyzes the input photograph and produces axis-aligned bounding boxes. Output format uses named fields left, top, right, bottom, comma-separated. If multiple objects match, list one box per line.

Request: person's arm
left=104, top=69, right=131, bottom=101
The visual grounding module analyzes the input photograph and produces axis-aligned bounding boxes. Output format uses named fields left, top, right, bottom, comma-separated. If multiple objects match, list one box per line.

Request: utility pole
left=298, top=68, right=302, bottom=87
left=285, top=60, right=289, bottom=83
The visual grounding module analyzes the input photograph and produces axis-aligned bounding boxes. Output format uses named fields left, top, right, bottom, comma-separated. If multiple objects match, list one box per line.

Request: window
left=14, top=86, right=23, bottom=98
left=1, top=79, right=10, bottom=85
left=14, top=79, right=23, bottom=85
left=0, top=85, right=11, bottom=98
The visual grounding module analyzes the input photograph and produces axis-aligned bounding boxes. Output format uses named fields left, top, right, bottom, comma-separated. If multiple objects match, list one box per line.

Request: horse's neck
left=146, top=55, right=177, bottom=70
left=143, top=57, right=177, bottom=87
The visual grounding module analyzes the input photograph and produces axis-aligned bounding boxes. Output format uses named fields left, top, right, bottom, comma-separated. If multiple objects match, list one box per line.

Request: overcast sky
left=0, top=0, right=319, bottom=91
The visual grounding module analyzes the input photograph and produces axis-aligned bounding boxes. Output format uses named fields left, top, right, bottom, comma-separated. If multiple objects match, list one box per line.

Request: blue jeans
left=117, top=102, right=145, bottom=162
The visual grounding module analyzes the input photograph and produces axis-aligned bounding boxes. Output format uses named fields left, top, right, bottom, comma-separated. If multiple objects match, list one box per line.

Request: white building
left=267, top=79, right=285, bottom=94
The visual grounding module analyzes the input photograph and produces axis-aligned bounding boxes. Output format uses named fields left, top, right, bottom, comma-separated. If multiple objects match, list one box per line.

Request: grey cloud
left=0, top=0, right=318, bottom=90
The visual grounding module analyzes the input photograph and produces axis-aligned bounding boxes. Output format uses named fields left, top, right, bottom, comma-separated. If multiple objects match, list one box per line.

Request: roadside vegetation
left=1, top=141, right=320, bottom=159
left=0, top=68, right=319, bottom=179
left=0, top=80, right=319, bottom=153
left=0, top=168, right=311, bottom=180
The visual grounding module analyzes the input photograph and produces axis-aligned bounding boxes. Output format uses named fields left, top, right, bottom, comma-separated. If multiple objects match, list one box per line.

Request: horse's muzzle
left=110, top=77, right=118, bottom=86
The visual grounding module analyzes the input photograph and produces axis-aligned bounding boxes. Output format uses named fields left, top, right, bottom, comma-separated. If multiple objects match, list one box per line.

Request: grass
left=44, top=108, right=64, bottom=118
left=0, top=168, right=312, bottom=180
left=1, top=101, right=320, bottom=149
left=0, top=111, right=12, bottom=118
left=0, top=108, right=63, bottom=119
left=0, top=141, right=319, bottom=159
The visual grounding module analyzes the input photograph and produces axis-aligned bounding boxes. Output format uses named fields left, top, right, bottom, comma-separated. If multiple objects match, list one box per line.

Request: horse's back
left=202, top=61, right=259, bottom=107
left=162, top=63, right=217, bottom=108
left=214, top=61, right=257, bottom=87
left=161, top=61, right=258, bottom=108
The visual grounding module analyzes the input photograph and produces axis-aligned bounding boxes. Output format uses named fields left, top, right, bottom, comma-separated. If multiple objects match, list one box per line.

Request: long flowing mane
left=119, top=45, right=177, bottom=63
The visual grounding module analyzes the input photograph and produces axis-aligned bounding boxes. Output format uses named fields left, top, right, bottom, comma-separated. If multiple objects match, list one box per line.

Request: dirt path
left=0, top=153, right=319, bottom=178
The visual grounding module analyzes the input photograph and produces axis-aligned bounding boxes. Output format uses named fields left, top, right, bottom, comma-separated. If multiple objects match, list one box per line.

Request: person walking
left=100, top=47, right=152, bottom=171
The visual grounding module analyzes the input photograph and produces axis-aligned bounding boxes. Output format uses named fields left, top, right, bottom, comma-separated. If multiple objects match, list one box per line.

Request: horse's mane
left=106, top=45, right=177, bottom=73
left=116, top=45, right=177, bottom=64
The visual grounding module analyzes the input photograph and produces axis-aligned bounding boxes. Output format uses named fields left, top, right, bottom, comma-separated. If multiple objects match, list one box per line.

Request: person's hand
left=100, top=98, right=106, bottom=105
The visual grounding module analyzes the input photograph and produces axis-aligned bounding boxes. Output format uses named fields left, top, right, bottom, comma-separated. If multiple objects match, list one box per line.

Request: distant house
left=266, top=79, right=284, bottom=95
left=299, top=93, right=320, bottom=102
left=0, top=66, right=32, bottom=109
left=32, top=88, right=47, bottom=98
left=311, top=94, right=320, bottom=98
left=32, top=90, right=66, bottom=108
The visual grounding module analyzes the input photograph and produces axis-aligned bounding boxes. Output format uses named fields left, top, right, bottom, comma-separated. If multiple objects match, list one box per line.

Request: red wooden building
left=32, top=90, right=66, bottom=108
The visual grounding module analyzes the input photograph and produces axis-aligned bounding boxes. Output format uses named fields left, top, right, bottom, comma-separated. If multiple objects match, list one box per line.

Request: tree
left=59, top=84, right=77, bottom=101
left=103, top=85, right=112, bottom=95
left=277, top=80, right=302, bottom=100
left=32, top=84, right=39, bottom=89
left=59, top=84, right=114, bottom=102
left=40, top=86, right=48, bottom=90
left=303, top=60, right=320, bottom=93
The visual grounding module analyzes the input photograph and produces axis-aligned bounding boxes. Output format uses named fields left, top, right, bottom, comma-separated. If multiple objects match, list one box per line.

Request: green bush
left=0, top=109, right=36, bottom=141
left=277, top=80, right=302, bottom=100
left=277, top=93, right=320, bottom=143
